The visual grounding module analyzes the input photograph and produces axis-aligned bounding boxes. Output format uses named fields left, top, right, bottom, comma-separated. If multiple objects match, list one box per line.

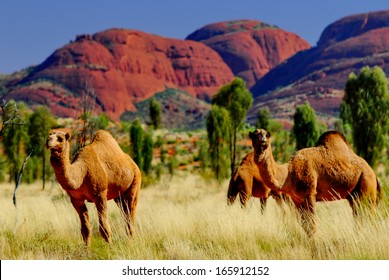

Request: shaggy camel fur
left=47, top=128, right=141, bottom=246
left=249, top=129, right=382, bottom=237
left=227, top=151, right=287, bottom=212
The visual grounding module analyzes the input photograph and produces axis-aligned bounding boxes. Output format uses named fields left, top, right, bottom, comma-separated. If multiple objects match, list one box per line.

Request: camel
left=46, top=128, right=141, bottom=246
left=227, top=151, right=288, bottom=212
left=249, top=129, right=382, bottom=237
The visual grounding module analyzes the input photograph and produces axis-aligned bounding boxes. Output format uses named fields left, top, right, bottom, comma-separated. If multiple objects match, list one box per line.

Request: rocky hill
left=5, top=29, right=234, bottom=121
left=3, top=21, right=309, bottom=127
left=248, top=10, right=389, bottom=127
left=186, top=20, right=310, bottom=88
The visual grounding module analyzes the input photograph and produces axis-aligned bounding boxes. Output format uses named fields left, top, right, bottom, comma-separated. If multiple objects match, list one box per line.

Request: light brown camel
left=227, top=151, right=288, bottom=213
left=249, top=129, right=382, bottom=237
left=46, top=128, right=141, bottom=246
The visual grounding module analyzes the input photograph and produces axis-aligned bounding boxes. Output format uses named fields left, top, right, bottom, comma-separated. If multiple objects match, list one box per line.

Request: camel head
left=46, top=128, right=72, bottom=153
left=249, top=129, right=271, bottom=160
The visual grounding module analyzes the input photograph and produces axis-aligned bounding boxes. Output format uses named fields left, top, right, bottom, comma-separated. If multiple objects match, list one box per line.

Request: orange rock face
left=186, top=20, right=311, bottom=88
left=8, top=29, right=234, bottom=120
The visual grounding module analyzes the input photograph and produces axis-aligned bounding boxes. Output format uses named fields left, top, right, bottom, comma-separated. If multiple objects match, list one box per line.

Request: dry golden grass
left=1, top=173, right=389, bottom=260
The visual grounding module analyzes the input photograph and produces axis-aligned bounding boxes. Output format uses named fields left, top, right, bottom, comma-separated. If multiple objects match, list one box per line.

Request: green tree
left=149, top=98, right=162, bottom=130
left=130, top=119, right=144, bottom=170
left=256, top=108, right=270, bottom=131
left=0, top=99, right=25, bottom=136
left=212, top=77, right=253, bottom=175
left=28, top=106, right=56, bottom=189
left=292, top=101, right=320, bottom=150
left=197, top=140, right=210, bottom=173
left=206, top=106, right=230, bottom=180
left=2, top=102, right=29, bottom=182
left=142, top=132, right=153, bottom=175
left=340, top=66, right=389, bottom=166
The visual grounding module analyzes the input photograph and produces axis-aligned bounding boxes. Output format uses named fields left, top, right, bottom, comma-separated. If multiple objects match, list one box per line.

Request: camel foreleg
left=71, top=198, right=92, bottom=247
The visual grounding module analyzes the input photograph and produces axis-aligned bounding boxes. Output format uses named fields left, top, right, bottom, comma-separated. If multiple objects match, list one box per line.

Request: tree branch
left=13, top=150, right=33, bottom=208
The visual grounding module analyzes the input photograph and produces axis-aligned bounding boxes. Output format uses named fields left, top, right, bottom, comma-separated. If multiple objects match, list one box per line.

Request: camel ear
left=65, top=131, right=71, bottom=141
left=249, top=131, right=253, bottom=139
left=267, top=131, right=271, bottom=138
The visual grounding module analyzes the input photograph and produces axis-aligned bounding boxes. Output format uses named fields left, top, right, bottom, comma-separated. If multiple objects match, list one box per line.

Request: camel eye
left=57, top=137, right=63, bottom=142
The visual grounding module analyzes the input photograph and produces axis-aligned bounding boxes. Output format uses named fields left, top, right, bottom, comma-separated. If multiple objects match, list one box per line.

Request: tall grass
left=1, top=173, right=389, bottom=260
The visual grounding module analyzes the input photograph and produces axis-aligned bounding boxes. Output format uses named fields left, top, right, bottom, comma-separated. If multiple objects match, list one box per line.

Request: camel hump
left=315, top=130, right=349, bottom=147
left=92, top=130, right=113, bottom=142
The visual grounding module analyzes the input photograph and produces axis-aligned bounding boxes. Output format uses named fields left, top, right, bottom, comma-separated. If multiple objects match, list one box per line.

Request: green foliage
left=196, top=140, right=210, bottom=172
left=256, top=108, right=270, bottom=131
left=129, top=119, right=144, bottom=170
left=340, top=66, right=389, bottom=167
left=27, top=106, right=56, bottom=189
left=0, top=99, right=25, bottom=136
left=168, top=155, right=179, bottom=177
left=206, top=106, right=231, bottom=180
left=271, top=130, right=295, bottom=163
left=292, top=101, right=320, bottom=150
left=149, top=98, right=162, bottom=130
left=2, top=102, right=29, bottom=182
left=142, top=132, right=153, bottom=175
left=0, top=154, right=7, bottom=182
left=211, top=77, right=253, bottom=175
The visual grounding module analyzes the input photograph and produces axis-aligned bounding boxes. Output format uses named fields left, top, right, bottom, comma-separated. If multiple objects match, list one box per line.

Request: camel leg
left=70, top=198, right=91, bottom=247
left=274, top=196, right=288, bottom=216
left=115, top=196, right=131, bottom=235
left=347, top=174, right=376, bottom=218
left=296, top=195, right=317, bottom=238
left=96, top=196, right=112, bottom=243
left=346, top=194, right=359, bottom=217
left=227, top=183, right=239, bottom=206
left=239, top=191, right=250, bottom=208
left=259, top=197, right=267, bottom=214
left=117, top=183, right=140, bottom=237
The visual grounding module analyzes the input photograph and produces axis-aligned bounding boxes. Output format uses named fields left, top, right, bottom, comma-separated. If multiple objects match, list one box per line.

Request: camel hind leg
left=346, top=173, right=379, bottom=218
left=259, top=197, right=267, bottom=214
left=96, top=195, right=112, bottom=243
left=295, top=194, right=317, bottom=238
left=116, top=176, right=141, bottom=237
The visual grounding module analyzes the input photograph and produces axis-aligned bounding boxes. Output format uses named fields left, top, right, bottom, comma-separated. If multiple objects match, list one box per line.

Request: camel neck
left=255, top=145, right=286, bottom=190
left=50, top=143, right=82, bottom=191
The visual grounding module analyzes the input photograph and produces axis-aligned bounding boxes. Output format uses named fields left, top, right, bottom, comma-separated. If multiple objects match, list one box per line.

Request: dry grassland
left=1, top=172, right=389, bottom=260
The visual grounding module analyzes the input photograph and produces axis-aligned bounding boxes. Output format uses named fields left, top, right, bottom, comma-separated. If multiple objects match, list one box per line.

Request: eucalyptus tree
left=206, top=105, right=230, bottom=180
left=340, top=66, right=389, bottom=166
left=28, top=106, right=56, bottom=189
left=292, top=101, right=320, bottom=150
left=212, top=77, right=253, bottom=175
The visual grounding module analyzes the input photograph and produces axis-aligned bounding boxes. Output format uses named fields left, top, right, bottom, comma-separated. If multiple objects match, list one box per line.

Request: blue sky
left=1, top=0, right=388, bottom=74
